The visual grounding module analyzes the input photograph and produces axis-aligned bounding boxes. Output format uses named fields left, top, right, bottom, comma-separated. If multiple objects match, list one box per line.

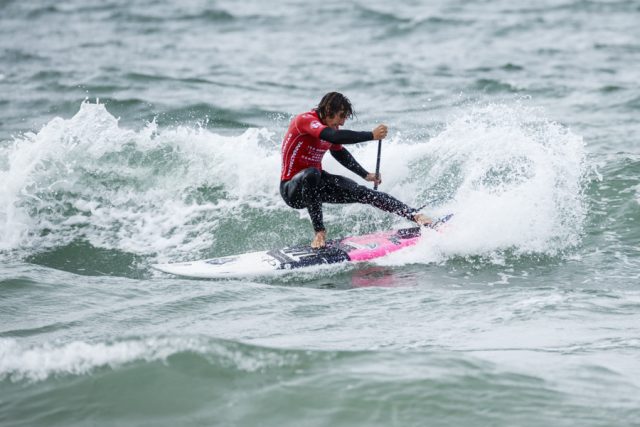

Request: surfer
left=280, top=92, right=432, bottom=248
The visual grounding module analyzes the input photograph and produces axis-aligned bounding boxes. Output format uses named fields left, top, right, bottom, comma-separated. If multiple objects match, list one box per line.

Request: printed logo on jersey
left=310, top=121, right=321, bottom=129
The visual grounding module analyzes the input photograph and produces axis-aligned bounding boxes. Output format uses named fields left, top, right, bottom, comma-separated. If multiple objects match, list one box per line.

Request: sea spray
left=0, top=102, right=283, bottom=260
left=1, top=101, right=585, bottom=269
left=379, top=103, right=586, bottom=266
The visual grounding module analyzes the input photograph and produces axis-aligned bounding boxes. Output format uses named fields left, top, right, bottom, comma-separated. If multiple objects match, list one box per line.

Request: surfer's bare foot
left=413, top=213, right=433, bottom=227
left=311, top=230, right=326, bottom=249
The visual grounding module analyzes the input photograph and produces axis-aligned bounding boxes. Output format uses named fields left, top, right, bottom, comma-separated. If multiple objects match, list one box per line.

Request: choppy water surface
left=1, top=1, right=639, bottom=426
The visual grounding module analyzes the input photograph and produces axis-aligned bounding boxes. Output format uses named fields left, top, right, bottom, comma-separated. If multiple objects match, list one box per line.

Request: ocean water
left=1, top=1, right=639, bottom=426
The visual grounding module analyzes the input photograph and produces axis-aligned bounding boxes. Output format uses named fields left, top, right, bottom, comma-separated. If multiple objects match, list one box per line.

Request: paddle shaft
left=374, top=139, right=381, bottom=190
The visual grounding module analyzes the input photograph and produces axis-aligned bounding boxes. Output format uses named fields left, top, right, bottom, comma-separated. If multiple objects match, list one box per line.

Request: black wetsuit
left=280, top=128, right=417, bottom=232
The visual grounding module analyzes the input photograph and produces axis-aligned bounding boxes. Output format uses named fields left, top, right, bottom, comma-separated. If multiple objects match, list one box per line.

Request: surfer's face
left=325, top=111, right=347, bottom=129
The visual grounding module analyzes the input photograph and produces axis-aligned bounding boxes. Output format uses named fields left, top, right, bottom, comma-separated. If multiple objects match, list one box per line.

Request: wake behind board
left=152, top=214, right=453, bottom=279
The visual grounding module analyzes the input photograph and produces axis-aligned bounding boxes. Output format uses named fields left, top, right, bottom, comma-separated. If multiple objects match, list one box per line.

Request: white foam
left=0, top=101, right=585, bottom=263
left=0, top=101, right=283, bottom=257
left=0, top=336, right=295, bottom=382
left=0, top=337, right=183, bottom=382
left=377, top=103, right=586, bottom=264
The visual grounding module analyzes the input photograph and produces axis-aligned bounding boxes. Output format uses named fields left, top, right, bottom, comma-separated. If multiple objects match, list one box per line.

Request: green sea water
left=1, top=1, right=639, bottom=426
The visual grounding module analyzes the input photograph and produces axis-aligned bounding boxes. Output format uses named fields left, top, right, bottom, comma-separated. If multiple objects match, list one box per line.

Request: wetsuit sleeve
left=319, top=128, right=374, bottom=145
left=296, top=113, right=327, bottom=138
left=330, top=148, right=368, bottom=179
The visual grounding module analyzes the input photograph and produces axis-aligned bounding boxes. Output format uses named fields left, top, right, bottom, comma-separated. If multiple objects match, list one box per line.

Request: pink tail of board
left=339, top=214, right=453, bottom=262
left=340, top=230, right=421, bottom=261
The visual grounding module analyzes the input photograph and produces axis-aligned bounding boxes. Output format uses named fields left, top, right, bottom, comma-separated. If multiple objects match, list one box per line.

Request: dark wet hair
left=316, top=92, right=355, bottom=121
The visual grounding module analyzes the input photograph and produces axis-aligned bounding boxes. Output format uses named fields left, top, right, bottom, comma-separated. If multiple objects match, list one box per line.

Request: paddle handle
left=374, top=139, right=381, bottom=190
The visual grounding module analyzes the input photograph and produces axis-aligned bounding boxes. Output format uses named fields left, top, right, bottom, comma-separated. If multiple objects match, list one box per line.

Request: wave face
left=1, top=101, right=586, bottom=276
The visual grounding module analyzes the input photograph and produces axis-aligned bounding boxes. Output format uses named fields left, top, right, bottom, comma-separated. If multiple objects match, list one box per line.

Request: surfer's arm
left=319, top=128, right=373, bottom=145
left=330, top=148, right=368, bottom=179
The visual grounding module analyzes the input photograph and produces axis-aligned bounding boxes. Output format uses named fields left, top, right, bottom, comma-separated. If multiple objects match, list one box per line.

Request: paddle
left=373, top=139, right=381, bottom=190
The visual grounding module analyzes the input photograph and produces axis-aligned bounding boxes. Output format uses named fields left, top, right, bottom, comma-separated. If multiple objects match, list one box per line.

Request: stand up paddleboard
left=152, top=214, right=453, bottom=279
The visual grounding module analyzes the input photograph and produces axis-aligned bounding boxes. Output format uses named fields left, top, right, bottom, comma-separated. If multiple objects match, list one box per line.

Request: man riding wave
left=280, top=92, right=432, bottom=248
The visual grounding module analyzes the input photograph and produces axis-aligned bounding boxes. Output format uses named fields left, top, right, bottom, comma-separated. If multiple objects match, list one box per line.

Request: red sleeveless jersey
left=280, top=110, right=343, bottom=181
